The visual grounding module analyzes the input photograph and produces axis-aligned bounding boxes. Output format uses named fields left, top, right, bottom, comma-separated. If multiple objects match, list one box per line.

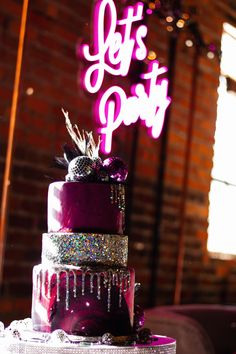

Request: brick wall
left=0, top=0, right=236, bottom=325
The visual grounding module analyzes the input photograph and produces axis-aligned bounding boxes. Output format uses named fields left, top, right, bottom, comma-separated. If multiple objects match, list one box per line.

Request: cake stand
left=0, top=335, right=176, bottom=354
left=0, top=319, right=176, bottom=354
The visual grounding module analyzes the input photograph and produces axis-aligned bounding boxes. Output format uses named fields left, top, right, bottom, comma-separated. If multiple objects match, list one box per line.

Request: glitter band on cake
left=42, top=233, right=128, bottom=267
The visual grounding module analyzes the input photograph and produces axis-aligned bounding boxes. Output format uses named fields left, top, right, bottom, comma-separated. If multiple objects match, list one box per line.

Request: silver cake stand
left=0, top=320, right=176, bottom=354
left=0, top=336, right=176, bottom=354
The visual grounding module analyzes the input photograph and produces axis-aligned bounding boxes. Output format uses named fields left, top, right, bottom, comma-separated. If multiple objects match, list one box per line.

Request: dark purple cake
left=31, top=111, right=135, bottom=338
left=48, top=181, right=125, bottom=234
left=32, top=266, right=134, bottom=336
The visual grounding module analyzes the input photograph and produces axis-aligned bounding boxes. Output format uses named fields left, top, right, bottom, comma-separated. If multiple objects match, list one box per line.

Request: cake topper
left=55, top=109, right=128, bottom=183
left=63, top=108, right=101, bottom=159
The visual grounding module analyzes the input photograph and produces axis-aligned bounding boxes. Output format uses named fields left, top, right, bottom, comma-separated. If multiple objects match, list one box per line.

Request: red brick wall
left=0, top=0, right=236, bottom=325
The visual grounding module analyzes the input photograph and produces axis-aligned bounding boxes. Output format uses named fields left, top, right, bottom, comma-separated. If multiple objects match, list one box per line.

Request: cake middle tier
left=42, top=233, right=128, bottom=267
left=48, top=182, right=125, bottom=234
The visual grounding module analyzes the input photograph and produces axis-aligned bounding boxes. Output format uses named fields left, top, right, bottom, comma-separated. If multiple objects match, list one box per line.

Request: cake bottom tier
left=31, top=265, right=135, bottom=337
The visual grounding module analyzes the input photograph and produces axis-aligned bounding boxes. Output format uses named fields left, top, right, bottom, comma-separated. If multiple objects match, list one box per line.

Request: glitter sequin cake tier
left=32, top=265, right=135, bottom=336
left=42, top=233, right=128, bottom=267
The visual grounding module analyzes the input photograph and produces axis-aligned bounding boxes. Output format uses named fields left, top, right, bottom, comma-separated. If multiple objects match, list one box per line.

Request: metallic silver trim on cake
left=34, top=265, right=132, bottom=313
left=110, top=184, right=125, bottom=212
left=42, top=233, right=128, bottom=267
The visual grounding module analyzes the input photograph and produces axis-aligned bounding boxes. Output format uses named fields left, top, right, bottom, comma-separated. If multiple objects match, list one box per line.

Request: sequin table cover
left=0, top=336, right=176, bottom=354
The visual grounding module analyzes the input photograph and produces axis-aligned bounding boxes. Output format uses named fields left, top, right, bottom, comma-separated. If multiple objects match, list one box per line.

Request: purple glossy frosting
left=48, top=182, right=125, bottom=234
left=32, top=266, right=135, bottom=336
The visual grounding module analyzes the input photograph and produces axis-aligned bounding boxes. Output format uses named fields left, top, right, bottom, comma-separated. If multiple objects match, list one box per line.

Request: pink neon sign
left=81, top=0, right=171, bottom=153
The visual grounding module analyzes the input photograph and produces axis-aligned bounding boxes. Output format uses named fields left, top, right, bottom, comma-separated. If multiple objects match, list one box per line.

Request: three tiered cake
left=31, top=110, right=137, bottom=341
left=0, top=111, right=176, bottom=354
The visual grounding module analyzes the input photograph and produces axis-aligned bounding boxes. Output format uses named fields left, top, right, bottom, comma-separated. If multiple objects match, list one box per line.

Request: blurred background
left=0, top=0, right=236, bottom=327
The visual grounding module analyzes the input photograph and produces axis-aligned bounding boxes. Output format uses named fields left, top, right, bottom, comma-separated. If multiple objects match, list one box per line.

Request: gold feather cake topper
left=61, top=108, right=101, bottom=158
left=55, top=109, right=128, bottom=183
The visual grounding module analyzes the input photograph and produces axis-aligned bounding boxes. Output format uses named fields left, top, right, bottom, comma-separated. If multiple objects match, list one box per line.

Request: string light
left=146, top=8, right=153, bottom=15
left=182, top=13, right=190, bottom=20
left=207, top=51, right=215, bottom=59
left=185, top=39, right=194, bottom=47
left=146, top=0, right=220, bottom=61
left=166, top=16, right=173, bottom=23
left=206, top=43, right=216, bottom=59
left=154, top=0, right=161, bottom=9
left=148, top=50, right=157, bottom=60
left=176, top=19, right=185, bottom=28
left=167, top=26, right=174, bottom=32
left=148, top=2, right=156, bottom=10
left=26, top=87, right=34, bottom=95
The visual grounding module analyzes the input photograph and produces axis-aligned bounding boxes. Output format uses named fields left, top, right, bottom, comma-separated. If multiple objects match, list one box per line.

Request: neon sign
left=80, top=0, right=171, bottom=153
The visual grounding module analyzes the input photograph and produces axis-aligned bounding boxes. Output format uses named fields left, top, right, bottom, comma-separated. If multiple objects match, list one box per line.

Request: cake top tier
left=55, top=109, right=128, bottom=184
left=47, top=181, right=126, bottom=234
left=49, top=110, right=128, bottom=235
